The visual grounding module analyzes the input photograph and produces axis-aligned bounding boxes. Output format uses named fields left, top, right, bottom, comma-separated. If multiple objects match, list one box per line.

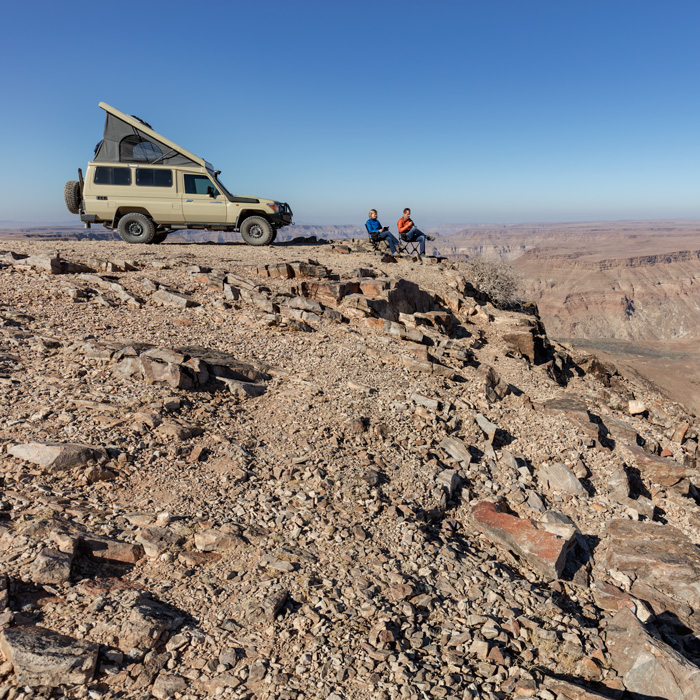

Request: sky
left=1, top=0, right=699, bottom=227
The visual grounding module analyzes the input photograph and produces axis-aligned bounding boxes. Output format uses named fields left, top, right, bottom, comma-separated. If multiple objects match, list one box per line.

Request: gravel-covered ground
left=0, top=236, right=698, bottom=700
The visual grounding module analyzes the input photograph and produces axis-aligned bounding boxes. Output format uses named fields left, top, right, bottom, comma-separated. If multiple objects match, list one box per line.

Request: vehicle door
left=181, top=173, right=227, bottom=224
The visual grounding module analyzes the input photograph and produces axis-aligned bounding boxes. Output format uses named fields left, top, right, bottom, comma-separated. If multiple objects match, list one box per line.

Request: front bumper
left=271, top=202, right=293, bottom=227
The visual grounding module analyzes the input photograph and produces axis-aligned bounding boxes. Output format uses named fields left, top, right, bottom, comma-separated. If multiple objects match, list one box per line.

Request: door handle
left=185, top=199, right=193, bottom=202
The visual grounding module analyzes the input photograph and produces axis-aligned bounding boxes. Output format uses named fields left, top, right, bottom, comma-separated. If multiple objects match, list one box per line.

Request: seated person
left=366, top=209, right=399, bottom=254
left=397, top=208, right=435, bottom=255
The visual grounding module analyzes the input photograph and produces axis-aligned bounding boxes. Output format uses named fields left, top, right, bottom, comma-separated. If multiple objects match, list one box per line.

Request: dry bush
left=463, top=255, right=521, bottom=308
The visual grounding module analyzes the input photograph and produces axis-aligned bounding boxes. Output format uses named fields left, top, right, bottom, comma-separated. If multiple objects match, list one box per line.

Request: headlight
left=268, top=203, right=279, bottom=212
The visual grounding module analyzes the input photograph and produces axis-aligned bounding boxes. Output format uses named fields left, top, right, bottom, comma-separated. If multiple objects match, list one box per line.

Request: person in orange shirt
left=397, top=208, right=435, bottom=256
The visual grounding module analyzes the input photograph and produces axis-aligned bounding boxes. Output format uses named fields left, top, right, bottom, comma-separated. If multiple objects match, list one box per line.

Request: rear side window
left=184, top=174, right=219, bottom=196
left=94, top=167, right=131, bottom=186
left=136, top=169, right=173, bottom=187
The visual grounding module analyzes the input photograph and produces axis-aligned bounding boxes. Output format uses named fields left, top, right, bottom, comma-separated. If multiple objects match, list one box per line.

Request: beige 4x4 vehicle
left=64, top=103, right=292, bottom=245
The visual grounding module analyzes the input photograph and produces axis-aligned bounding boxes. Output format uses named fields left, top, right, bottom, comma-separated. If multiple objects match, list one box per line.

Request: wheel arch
left=236, top=209, right=273, bottom=229
left=112, top=207, right=153, bottom=227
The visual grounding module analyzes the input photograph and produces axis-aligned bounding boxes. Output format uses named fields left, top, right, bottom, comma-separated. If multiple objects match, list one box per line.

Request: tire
left=64, top=180, right=81, bottom=214
left=117, top=213, right=156, bottom=244
left=240, top=216, right=274, bottom=246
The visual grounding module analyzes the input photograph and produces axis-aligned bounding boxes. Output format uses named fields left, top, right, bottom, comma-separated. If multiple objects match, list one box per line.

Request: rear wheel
left=117, top=213, right=156, bottom=244
left=64, top=180, right=81, bottom=214
left=240, top=216, right=274, bottom=246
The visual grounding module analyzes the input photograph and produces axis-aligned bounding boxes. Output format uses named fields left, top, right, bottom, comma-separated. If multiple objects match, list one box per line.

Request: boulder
left=152, top=672, right=188, bottom=699
left=29, top=548, right=73, bottom=585
left=136, top=527, right=184, bottom=558
left=194, top=528, right=243, bottom=553
left=600, top=415, right=641, bottom=445
left=120, top=598, right=185, bottom=651
left=140, top=356, right=197, bottom=390
left=8, top=442, right=106, bottom=472
left=503, top=329, right=547, bottom=364
left=602, top=519, right=700, bottom=633
left=0, top=626, right=98, bottom=686
left=607, top=607, right=700, bottom=699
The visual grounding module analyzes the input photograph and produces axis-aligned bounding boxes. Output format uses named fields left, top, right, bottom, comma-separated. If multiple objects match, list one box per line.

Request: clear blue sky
left=1, top=0, right=698, bottom=226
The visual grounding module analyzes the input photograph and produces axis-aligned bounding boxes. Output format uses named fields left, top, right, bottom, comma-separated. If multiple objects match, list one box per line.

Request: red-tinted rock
left=80, top=534, right=144, bottom=564
left=359, top=278, right=391, bottom=297
left=471, top=501, right=574, bottom=579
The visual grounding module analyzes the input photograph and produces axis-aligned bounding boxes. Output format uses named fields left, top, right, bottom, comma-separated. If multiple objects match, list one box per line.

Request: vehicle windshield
left=208, top=170, right=234, bottom=200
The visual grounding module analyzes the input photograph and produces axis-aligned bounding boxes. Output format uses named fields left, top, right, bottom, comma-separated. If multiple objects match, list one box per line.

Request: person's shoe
left=427, top=235, right=436, bottom=241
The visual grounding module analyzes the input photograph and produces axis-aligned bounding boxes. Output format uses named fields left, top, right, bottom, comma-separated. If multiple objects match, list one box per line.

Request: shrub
left=462, top=255, right=521, bottom=308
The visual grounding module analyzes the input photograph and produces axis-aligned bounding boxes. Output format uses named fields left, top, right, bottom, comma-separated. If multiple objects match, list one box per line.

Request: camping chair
left=399, top=233, right=422, bottom=256
left=365, top=222, right=393, bottom=255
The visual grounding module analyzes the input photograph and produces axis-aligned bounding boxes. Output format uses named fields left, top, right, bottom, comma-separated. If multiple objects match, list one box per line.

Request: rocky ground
left=0, top=237, right=698, bottom=700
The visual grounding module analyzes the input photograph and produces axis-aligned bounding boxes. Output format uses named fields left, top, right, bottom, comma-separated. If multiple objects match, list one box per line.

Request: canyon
left=435, top=220, right=700, bottom=415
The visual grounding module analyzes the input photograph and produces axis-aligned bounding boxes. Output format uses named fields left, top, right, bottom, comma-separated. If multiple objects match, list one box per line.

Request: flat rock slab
left=606, top=607, right=700, bottom=700
left=475, top=413, right=498, bottom=442
left=8, top=442, right=106, bottom=472
left=624, top=443, right=694, bottom=491
left=600, top=415, right=641, bottom=445
left=80, top=533, right=144, bottom=564
left=151, top=289, right=199, bottom=308
left=440, top=436, right=473, bottom=465
left=540, top=396, right=600, bottom=440
left=602, top=519, right=700, bottom=632
left=472, top=501, right=574, bottom=579
left=0, top=626, right=98, bottom=686
left=538, top=461, right=587, bottom=496
left=543, top=678, right=613, bottom=700
left=540, top=395, right=589, bottom=417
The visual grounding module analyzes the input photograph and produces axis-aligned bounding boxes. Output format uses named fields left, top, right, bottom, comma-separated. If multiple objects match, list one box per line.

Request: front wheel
left=240, top=216, right=274, bottom=246
left=117, top=213, right=156, bottom=244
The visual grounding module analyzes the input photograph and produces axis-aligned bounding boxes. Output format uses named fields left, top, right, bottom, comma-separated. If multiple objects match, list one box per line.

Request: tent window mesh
left=120, top=135, right=163, bottom=163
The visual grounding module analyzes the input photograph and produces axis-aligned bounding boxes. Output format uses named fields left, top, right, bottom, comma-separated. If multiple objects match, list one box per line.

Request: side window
left=184, top=174, right=219, bottom=196
left=136, top=169, right=173, bottom=187
left=94, top=167, right=131, bottom=186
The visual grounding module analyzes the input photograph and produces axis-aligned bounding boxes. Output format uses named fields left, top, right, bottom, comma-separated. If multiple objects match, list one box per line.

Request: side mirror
left=207, top=186, right=217, bottom=198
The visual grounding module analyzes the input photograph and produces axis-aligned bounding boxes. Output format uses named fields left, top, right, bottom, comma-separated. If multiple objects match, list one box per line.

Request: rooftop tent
left=92, top=103, right=205, bottom=167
